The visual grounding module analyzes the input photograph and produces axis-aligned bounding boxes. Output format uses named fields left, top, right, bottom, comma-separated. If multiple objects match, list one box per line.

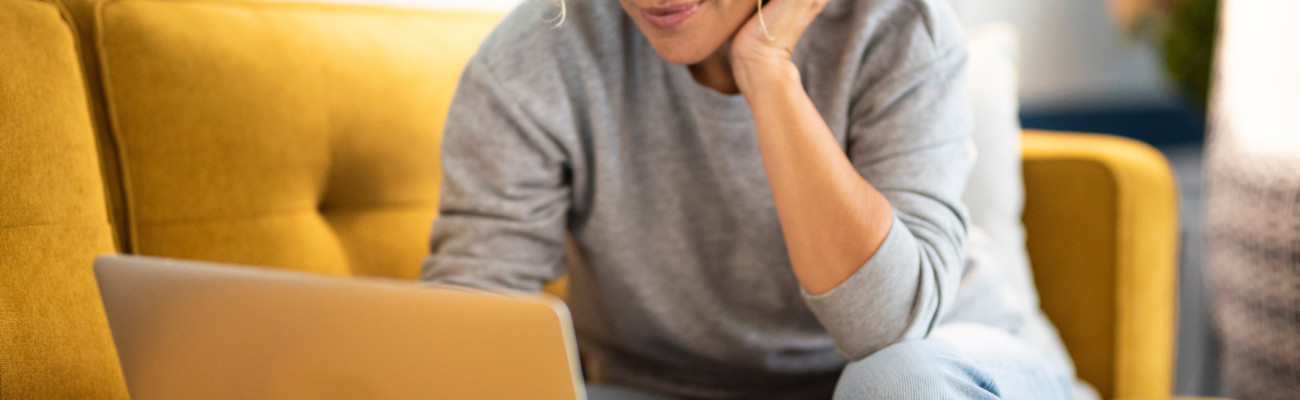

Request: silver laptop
left=94, top=255, right=586, bottom=400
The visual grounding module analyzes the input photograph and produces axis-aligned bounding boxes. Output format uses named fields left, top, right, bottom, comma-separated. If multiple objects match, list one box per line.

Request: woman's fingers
left=761, top=0, right=828, bottom=34
left=731, top=0, right=830, bottom=68
left=744, top=0, right=829, bottom=47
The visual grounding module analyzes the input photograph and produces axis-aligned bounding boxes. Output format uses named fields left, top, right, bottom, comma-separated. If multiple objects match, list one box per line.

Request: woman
left=423, top=0, right=1076, bottom=398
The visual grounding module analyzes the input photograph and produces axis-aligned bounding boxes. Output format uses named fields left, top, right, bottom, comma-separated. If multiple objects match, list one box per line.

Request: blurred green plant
left=1162, top=0, right=1218, bottom=111
left=1111, top=0, right=1219, bottom=111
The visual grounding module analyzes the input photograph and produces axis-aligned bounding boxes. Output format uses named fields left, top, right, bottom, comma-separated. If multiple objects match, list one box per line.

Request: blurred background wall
left=949, top=0, right=1175, bottom=110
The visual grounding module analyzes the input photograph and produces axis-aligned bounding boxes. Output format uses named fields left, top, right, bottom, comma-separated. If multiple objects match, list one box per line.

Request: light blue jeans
left=586, top=324, right=1074, bottom=400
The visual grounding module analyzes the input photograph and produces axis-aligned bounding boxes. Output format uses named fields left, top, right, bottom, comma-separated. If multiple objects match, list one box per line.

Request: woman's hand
left=730, top=0, right=830, bottom=93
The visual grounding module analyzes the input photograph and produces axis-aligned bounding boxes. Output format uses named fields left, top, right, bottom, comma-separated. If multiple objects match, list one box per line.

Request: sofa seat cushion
left=0, top=0, right=128, bottom=397
left=95, top=0, right=501, bottom=278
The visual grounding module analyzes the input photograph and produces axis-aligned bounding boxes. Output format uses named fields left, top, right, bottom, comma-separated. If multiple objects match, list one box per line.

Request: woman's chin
left=649, top=42, right=717, bottom=66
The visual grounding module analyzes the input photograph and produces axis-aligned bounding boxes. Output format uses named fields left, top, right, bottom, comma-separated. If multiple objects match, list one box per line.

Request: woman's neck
left=688, top=43, right=739, bottom=95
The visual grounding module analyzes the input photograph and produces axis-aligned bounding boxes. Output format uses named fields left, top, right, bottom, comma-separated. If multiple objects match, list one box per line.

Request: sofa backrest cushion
left=0, top=0, right=128, bottom=397
left=93, top=0, right=502, bottom=278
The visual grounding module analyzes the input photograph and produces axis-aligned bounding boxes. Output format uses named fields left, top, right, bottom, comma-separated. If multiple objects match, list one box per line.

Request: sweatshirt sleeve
left=420, top=56, right=572, bottom=293
left=801, top=3, right=974, bottom=361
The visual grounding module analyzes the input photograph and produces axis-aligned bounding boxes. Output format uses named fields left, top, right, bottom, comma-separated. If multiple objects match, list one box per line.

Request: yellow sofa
left=0, top=1, right=129, bottom=397
left=0, top=0, right=1179, bottom=398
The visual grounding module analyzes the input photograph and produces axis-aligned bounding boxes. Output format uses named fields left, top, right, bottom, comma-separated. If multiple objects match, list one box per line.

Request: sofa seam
left=132, top=201, right=438, bottom=226
left=0, top=220, right=115, bottom=232
left=93, top=0, right=140, bottom=254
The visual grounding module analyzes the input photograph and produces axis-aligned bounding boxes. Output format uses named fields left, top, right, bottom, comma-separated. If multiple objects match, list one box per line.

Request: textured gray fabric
left=422, top=0, right=1065, bottom=396
left=1206, top=132, right=1300, bottom=400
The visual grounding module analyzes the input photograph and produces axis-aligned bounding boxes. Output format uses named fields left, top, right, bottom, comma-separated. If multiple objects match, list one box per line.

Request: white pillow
left=961, top=24, right=1100, bottom=400
left=962, top=22, right=1026, bottom=272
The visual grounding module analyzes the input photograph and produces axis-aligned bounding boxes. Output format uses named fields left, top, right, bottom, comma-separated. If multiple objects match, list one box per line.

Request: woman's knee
left=833, top=339, right=1000, bottom=400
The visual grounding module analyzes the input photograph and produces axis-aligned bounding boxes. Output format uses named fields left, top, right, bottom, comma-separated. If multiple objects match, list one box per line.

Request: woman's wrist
left=734, top=56, right=801, bottom=97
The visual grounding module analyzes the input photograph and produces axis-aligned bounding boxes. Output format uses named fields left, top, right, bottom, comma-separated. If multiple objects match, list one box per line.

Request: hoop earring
left=757, top=0, right=773, bottom=40
left=546, top=0, right=567, bottom=27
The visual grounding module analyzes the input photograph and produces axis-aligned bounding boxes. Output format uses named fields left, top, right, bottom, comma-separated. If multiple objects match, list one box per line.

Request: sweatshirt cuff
left=801, top=213, right=923, bottom=360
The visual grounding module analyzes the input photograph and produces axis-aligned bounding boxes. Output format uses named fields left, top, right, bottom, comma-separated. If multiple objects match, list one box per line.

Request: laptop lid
left=94, top=255, right=585, bottom=400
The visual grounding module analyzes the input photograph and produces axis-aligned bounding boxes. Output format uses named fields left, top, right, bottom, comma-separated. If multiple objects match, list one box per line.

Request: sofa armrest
left=1021, top=130, right=1179, bottom=400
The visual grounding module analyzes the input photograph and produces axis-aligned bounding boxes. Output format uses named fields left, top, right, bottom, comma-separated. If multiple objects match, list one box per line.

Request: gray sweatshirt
left=423, top=0, right=1066, bottom=396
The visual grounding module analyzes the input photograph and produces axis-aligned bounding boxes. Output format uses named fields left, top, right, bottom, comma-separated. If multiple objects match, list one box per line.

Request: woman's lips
left=641, top=1, right=703, bottom=29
